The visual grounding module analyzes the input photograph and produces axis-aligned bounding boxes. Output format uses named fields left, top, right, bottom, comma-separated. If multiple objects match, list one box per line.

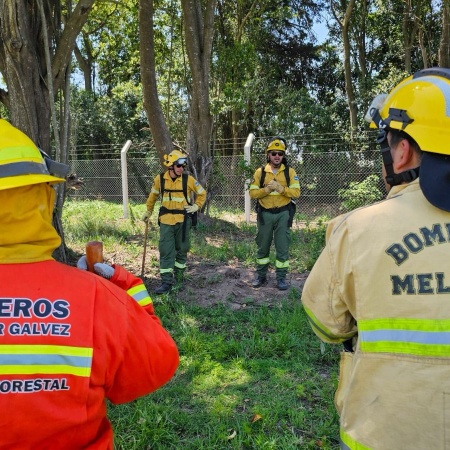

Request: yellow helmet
left=0, top=120, right=67, bottom=191
left=163, top=149, right=188, bottom=167
left=366, top=67, right=450, bottom=211
left=367, top=68, right=450, bottom=155
left=266, top=138, right=286, bottom=153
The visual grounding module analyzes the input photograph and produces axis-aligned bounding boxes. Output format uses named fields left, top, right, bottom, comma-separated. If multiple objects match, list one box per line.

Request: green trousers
left=159, top=218, right=191, bottom=284
left=255, top=209, right=291, bottom=280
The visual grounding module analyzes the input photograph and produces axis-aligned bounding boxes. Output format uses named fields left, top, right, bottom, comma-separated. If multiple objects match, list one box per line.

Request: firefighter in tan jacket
left=302, top=68, right=450, bottom=450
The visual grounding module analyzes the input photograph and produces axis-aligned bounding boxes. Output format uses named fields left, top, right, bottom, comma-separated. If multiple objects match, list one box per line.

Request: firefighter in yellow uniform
left=142, top=150, right=206, bottom=294
left=249, top=138, right=300, bottom=290
left=302, top=68, right=450, bottom=449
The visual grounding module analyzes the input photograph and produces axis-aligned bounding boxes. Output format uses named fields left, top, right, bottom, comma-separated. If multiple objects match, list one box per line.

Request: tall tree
left=139, top=0, right=173, bottom=163
left=440, top=0, right=450, bottom=67
left=0, top=0, right=95, bottom=148
left=181, top=0, right=217, bottom=187
left=330, top=0, right=358, bottom=138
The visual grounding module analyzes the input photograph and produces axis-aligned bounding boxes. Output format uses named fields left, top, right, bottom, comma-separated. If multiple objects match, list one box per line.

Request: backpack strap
left=284, top=165, right=290, bottom=186
left=182, top=172, right=190, bottom=205
left=160, top=173, right=165, bottom=196
left=259, top=166, right=266, bottom=188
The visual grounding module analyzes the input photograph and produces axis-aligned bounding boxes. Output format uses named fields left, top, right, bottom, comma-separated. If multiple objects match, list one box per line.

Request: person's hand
left=264, top=184, right=273, bottom=194
left=141, top=210, right=152, bottom=222
left=184, top=204, right=199, bottom=214
left=268, top=180, right=285, bottom=194
left=77, top=255, right=115, bottom=279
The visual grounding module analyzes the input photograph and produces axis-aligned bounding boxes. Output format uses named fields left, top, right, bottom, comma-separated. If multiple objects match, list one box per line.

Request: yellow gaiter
left=0, top=183, right=61, bottom=263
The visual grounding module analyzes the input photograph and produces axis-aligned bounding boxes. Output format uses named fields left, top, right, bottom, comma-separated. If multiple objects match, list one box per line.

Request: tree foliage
left=0, top=0, right=449, bottom=163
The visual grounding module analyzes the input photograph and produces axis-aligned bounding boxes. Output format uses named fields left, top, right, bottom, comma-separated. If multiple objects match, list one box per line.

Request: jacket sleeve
left=189, top=176, right=207, bottom=209
left=95, top=279, right=179, bottom=405
left=301, top=215, right=357, bottom=344
left=110, top=264, right=154, bottom=314
left=283, top=167, right=300, bottom=199
left=248, top=168, right=269, bottom=199
left=145, top=174, right=161, bottom=213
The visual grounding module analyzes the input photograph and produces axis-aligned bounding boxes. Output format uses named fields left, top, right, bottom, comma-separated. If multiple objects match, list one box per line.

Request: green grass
left=61, top=199, right=339, bottom=449
left=108, top=301, right=340, bottom=450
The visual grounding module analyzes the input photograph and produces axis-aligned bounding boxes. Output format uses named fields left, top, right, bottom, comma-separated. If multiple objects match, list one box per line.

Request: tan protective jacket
left=302, top=179, right=450, bottom=450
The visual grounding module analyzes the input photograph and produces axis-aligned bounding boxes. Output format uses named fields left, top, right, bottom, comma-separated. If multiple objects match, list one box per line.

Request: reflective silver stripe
left=0, top=344, right=93, bottom=376
left=130, top=289, right=149, bottom=302
left=361, top=329, right=450, bottom=345
left=0, top=353, right=91, bottom=367
left=1, top=161, right=49, bottom=177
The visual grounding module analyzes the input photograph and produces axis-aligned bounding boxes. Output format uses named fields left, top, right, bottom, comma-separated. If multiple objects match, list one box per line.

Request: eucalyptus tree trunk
left=402, top=0, right=421, bottom=73
left=439, top=1, right=450, bottom=67
left=181, top=0, right=217, bottom=191
left=0, top=0, right=95, bottom=147
left=139, top=0, right=173, bottom=164
left=0, top=0, right=51, bottom=147
left=331, top=0, right=357, bottom=141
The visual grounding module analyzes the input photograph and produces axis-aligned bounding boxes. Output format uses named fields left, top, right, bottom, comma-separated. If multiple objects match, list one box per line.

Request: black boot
left=251, top=276, right=267, bottom=288
left=277, top=279, right=289, bottom=291
left=154, top=282, right=173, bottom=295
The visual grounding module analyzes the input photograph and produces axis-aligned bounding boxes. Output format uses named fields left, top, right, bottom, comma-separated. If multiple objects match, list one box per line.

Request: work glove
left=184, top=204, right=199, bottom=214
left=77, top=255, right=115, bottom=279
left=264, top=185, right=273, bottom=194
left=141, top=210, right=152, bottom=222
left=268, top=179, right=285, bottom=194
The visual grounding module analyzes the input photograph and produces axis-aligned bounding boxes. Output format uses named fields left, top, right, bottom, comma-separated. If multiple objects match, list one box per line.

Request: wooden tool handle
left=86, top=241, right=104, bottom=272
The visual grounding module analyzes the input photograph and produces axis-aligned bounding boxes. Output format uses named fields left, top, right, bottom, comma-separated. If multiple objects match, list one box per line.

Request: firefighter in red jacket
left=0, top=119, right=179, bottom=449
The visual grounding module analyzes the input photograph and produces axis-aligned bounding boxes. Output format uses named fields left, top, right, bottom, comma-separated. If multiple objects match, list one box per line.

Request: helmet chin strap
left=377, top=129, right=420, bottom=188
left=169, top=166, right=181, bottom=179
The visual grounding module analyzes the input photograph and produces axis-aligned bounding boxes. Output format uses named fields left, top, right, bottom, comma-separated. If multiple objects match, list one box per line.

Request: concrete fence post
left=121, top=140, right=132, bottom=218
left=244, top=133, right=255, bottom=224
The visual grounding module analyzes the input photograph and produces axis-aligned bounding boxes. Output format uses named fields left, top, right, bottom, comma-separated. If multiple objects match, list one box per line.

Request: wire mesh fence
left=67, top=131, right=384, bottom=220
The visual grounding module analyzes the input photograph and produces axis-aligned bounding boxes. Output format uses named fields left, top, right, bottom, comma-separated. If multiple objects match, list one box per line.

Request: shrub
left=338, top=174, right=383, bottom=212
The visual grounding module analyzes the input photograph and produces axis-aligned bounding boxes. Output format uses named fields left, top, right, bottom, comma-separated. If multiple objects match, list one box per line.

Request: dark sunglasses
left=270, top=151, right=284, bottom=157
left=175, top=163, right=187, bottom=168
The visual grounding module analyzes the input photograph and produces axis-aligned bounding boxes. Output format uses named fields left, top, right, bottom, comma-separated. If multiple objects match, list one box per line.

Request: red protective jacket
left=0, top=260, right=179, bottom=449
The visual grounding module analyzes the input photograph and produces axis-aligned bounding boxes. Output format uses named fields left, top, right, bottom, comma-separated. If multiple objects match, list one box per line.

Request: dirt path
left=143, top=256, right=308, bottom=309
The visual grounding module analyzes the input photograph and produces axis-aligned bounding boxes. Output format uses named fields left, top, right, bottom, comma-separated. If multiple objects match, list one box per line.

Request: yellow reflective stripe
left=0, top=365, right=90, bottom=376
left=151, top=188, right=160, bottom=195
left=162, top=195, right=185, bottom=203
left=0, top=145, right=42, bottom=164
left=0, top=345, right=92, bottom=377
left=174, top=261, right=186, bottom=269
left=160, top=268, right=173, bottom=274
left=340, top=428, right=371, bottom=450
left=249, top=185, right=259, bottom=190
left=275, top=259, right=289, bottom=269
left=289, top=183, right=300, bottom=188
left=256, top=257, right=270, bottom=265
left=359, top=318, right=450, bottom=356
left=303, top=306, right=353, bottom=344
left=127, top=284, right=153, bottom=306
left=196, top=186, right=205, bottom=194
